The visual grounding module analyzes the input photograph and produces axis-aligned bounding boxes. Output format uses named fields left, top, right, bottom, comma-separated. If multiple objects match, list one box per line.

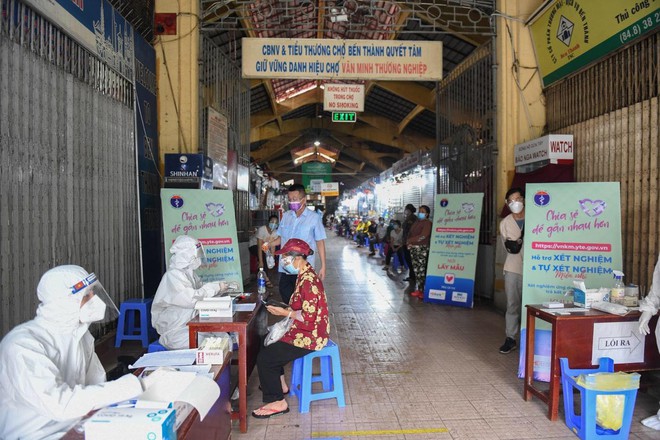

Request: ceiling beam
left=398, top=105, right=425, bottom=134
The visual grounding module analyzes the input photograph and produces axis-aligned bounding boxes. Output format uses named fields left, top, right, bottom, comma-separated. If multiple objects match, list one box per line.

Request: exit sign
left=332, top=112, right=356, bottom=123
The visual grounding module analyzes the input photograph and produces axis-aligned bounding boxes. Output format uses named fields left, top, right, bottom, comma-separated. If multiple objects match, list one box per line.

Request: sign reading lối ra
left=161, top=189, right=244, bottom=290
left=425, top=193, right=484, bottom=308
left=242, top=38, right=442, bottom=81
left=527, top=0, right=659, bottom=87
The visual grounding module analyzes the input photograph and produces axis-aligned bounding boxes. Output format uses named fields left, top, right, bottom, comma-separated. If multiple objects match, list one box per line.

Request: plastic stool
left=147, top=340, right=167, bottom=353
left=290, top=340, right=346, bottom=413
left=392, top=253, right=408, bottom=271
left=560, top=357, right=639, bottom=439
left=115, top=298, right=155, bottom=348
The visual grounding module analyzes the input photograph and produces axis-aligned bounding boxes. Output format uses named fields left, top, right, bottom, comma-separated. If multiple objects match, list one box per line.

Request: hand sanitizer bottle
left=610, top=270, right=625, bottom=305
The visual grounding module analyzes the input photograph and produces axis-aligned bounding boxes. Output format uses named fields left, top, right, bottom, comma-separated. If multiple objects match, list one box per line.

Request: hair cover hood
left=35, top=265, right=90, bottom=329
left=169, top=235, right=201, bottom=270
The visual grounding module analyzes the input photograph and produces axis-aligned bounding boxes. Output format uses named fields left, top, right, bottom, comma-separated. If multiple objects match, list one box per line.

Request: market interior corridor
left=233, top=233, right=660, bottom=440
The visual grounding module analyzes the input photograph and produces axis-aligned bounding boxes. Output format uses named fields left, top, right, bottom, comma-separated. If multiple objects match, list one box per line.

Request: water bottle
left=266, top=250, right=276, bottom=269
left=257, top=267, right=267, bottom=294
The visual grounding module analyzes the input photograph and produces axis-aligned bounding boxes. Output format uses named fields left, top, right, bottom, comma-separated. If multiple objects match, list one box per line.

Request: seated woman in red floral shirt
left=252, top=238, right=330, bottom=419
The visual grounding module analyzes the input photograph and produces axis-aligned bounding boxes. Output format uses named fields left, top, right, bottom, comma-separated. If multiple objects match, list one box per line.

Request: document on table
left=135, top=370, right=220, bottom=420
left=129, top=349, right=198, bottom=369
left=234, top=303, right=256, bottom=312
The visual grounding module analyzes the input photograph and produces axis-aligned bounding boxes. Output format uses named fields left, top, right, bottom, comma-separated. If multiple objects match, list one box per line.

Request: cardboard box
left=84, top=408, right=175, bottom=440
left=573, top=288, right=610, bottom=308
left=196, top=348, right=225, bottom=365
left=194, top=297, right=232, bottom=318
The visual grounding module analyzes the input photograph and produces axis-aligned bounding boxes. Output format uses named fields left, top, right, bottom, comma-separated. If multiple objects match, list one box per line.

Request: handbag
left=264, top=316, right=294, bottom=346
left=504, top=226, right=524, bottom=254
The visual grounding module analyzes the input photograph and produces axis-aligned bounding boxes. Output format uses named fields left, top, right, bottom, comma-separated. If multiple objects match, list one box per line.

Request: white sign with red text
left=323, top=84, right=364, bottom=112
left=514, top=134, right=574, bottom=166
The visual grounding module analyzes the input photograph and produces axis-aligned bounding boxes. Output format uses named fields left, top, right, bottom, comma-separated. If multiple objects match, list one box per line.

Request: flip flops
left=251, top=406, right=290, bottom=419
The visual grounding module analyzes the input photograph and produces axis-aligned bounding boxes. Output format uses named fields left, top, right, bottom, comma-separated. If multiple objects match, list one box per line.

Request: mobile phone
left=262, top=298, right=289, bottom=308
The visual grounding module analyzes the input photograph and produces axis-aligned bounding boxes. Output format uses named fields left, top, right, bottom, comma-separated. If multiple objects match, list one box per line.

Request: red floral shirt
left=279, top=263, right=330, bottom=351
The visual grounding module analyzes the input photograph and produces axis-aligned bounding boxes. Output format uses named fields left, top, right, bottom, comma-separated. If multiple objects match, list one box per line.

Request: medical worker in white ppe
left=0, top=265, right=161, bottom=440
left=638, top=252, right=660, bottom=430
left=152, top=235, right=234, bottom=349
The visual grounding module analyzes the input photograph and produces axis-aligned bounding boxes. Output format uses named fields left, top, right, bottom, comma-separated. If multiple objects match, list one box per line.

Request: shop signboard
left=528, top=0, right=659, bottom=87
left=519, top=182, right=622, bottom=380
left=321, top=182, right=339, bottom=197
left=161, top=189, right=243, bottom=290
left=324, top=83, right=364, bottom=112
left=425, top=193, right=483, bottom=308
left=302, top=162, right=332, bottom=193
left=242, top=38, right=442, bottom=81
left=514, top=134, right=574, bottom=166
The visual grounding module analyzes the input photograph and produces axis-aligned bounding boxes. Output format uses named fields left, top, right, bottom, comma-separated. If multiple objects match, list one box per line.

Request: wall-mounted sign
left=242, top=38, right=442, bottom=81
left=528, top=0, right=659, bottom=87
left=332, top=112, right=356, bottom=123
left=321, top=182, right=339, bottom=197
left=514, top=134, right=574, bottom=167
left=323, top=83, right=364, bottom=111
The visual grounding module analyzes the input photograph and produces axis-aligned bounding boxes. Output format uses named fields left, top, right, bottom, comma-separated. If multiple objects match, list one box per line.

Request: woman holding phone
left=252, top=238, right=330, bottom=418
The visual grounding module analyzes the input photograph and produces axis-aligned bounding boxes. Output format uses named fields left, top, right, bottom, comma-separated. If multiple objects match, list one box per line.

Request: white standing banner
left=242, top=38, right=442, bottom=81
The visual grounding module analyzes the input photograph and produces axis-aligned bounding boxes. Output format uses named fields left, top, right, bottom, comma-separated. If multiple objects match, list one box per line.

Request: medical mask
left=79, top=295, right=107, bottom=323
left=404, top=210, right=410, bottom=216
left=289, top=202, right=302, bottom=211
left=417, top=213, right=427, bottom=220
left=190, top=256, right=202, bottom=270
left=283, top=262, right=299, bottom=275
left=508, top=201, right=524, bottom=214
left=269, top=222, right=278, bottom=230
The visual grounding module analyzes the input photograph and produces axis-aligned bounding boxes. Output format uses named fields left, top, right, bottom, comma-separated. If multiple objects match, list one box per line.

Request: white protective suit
left=638, top=252, right=660, bottom=430
left=152, top=236, right=222, bottom=349
left=0, top=265, right=144, bottom=440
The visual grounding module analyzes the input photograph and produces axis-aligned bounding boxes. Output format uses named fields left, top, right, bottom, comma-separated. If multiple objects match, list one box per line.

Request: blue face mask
left=269, top=222, right=278, bottom=230
left=283, top=263, right=299, bottom=275
left=417, top=212, right=427, bottom=220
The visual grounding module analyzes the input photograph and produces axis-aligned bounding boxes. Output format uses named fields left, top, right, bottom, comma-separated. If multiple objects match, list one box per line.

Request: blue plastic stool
left=290, top=340, right=346, bottom=413
left=559, top=357, right=639, bottom=439
left=392, top=253, right=408, bottom=271
left=147, top=340, right=167, bottom=353
left=115, top=298, right=155, bottom=348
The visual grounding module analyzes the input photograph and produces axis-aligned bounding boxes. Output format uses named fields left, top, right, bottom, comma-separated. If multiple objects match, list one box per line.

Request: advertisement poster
left=161, top=189, right=243, bottom=290
left=528, top=0, right=658, bottom=87
left=519, top=182, right=622, bottom=380
left=425, top=193, right=483, bottom=308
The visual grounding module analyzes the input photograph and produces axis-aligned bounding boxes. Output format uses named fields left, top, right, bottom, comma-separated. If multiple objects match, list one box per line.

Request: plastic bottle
left=257, top=267, right=267, bottom=294
left=265, top=250, right=276, bottom=269
left=610, top=270, right=625, bottom=305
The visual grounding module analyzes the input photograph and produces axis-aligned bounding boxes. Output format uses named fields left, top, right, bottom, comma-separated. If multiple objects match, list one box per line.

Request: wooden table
left=188, top=293, right=266, bottom=433
left=523, top=304, right=660, bottom=421
left=63, top=351, right=233, bottom=440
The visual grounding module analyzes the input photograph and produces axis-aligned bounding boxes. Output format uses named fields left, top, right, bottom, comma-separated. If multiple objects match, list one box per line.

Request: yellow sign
left=528, top=0, right=658, bottom=87
left=242, top=38, right=442, bottom=81
left=321, top=182, right=339, bottom=197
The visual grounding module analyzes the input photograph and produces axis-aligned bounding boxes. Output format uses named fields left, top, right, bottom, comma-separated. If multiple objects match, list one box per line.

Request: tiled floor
left=231, top=233, right=660, bottom=440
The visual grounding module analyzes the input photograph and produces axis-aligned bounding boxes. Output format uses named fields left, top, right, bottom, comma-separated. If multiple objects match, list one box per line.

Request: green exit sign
left=332, top=112, right=356, bottom=123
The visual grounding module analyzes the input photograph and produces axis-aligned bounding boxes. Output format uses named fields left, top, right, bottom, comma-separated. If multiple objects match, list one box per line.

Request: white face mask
left=508, top=201, right=524, bottom=214
left=190, top=256, right=202, bottom=270
left=79, top=295, right=107, bottom=323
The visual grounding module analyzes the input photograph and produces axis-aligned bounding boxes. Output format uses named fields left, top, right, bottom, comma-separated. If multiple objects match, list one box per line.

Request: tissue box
left=196, top=335, right=230, bottom=364
left=574, top=288, right=610, bottom=308
left=194, top=297, right=232, bottom=318
left=84, top=408, right=175, bottom=440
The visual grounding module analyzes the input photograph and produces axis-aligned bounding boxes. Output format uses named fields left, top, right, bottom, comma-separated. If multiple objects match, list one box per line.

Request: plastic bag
left=264, top=317, right=293, bottom=346
left=576, top=372, right=640, bottom=430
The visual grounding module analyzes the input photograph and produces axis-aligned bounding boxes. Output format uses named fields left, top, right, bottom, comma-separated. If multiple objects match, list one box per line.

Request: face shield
left=71, top=273, right=119, bottom=324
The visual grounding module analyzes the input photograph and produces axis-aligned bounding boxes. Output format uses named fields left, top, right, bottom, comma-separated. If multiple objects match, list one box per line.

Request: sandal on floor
left=251, top=406, right=289, bottom=419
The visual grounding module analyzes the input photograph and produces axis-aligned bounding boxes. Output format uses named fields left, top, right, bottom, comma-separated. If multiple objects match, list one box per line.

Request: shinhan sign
left=514, top=134, right=574, bottom=167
